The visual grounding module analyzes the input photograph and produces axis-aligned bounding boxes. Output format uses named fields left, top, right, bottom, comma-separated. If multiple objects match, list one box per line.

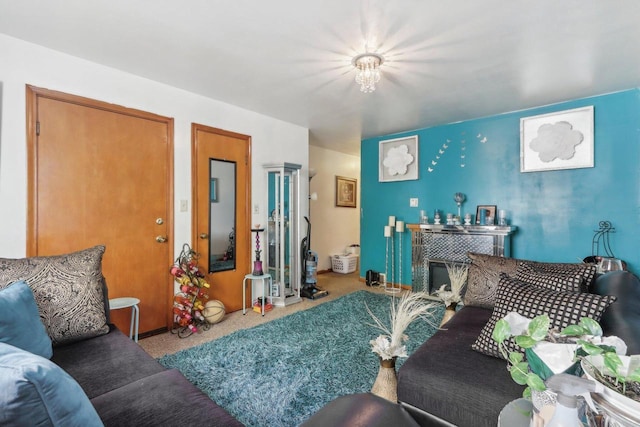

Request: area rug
left=158, top=290, right=444, bottom=427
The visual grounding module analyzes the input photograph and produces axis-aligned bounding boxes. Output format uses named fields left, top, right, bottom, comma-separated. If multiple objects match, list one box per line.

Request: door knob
left=199, top=233, right=209, bottom=239
left=156, top=235, right=168, bottom=243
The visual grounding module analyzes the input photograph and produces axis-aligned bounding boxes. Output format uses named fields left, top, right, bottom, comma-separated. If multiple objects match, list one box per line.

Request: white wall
left=0, top=34, right=309, bottom=259
left=309, top=145, right=360, bottom=271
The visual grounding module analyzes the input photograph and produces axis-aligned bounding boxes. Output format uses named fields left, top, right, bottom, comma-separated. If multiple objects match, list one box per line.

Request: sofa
left=0, top=246, right=243, bottom=427
left=303, top=254, right=640, bottom=427
left=397, top=255, right=640, bottom=427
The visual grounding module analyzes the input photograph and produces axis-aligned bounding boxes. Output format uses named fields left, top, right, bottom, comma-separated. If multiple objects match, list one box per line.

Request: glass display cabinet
left=264, top=163, right=302, bottom=306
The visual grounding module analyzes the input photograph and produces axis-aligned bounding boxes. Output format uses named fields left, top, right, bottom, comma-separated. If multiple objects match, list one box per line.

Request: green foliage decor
left=492, top=314, right=640, bottom=399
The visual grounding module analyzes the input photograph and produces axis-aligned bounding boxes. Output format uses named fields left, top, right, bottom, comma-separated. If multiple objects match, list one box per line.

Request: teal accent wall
left=361, top=89, right=640, bottom=282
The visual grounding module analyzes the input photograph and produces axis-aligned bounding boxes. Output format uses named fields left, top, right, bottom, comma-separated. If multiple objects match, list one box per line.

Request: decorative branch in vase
left=435, top=263, right=468, bottom=326
left=367, top=292, right=438, bottom=401
left=435, top=262, right=468, bottom=308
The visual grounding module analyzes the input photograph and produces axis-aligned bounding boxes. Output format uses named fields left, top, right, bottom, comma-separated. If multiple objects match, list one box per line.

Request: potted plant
left=492, top=312, right=640, bottom=421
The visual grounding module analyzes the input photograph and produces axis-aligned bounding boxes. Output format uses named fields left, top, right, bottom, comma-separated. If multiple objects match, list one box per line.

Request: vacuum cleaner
left=300, top=216, right=328, bottom=300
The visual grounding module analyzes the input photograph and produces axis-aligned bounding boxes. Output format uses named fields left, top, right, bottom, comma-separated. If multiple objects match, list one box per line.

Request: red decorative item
left=169, top=243, right=212, bottom=338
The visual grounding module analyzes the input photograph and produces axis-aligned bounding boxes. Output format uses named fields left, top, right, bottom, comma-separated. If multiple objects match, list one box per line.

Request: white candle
left=388, top=216, right=396, bottom=227
left=396, top=220, right=405, bottom=232
left=384, top=226, right=391, bottom=237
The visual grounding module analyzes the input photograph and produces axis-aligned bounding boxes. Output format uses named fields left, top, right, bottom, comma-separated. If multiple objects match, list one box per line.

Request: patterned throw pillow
left=0, top=246, right=109, bottom=346
left=472, top=275, right=616, bottom=360
left=515, top=263, right=584, bottom=293
left=462, top=253, right=520, bottom=309
left=520, top=261, right=597, bottom=291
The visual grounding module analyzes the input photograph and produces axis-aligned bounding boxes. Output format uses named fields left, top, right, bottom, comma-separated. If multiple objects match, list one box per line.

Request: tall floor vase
left=371, top=357, right=398, bottom=402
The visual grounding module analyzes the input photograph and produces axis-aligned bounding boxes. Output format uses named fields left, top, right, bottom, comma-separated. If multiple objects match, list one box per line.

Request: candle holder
left=454, top=192, right=466, bottom=218
left=251, top=227, right=265, bottom=276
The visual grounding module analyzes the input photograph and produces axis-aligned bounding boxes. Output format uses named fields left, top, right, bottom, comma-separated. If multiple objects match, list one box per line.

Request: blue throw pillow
left=0, top=280, right=52, bottom=358
left=0, top=342, right=104, bottom=427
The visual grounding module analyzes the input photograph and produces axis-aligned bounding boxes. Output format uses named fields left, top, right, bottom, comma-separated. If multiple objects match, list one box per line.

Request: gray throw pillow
left=0, top=246, right=109, bottom=346
left=472, top=275, right=616, bottom=360
left=462, top=252, right=520, bottom=309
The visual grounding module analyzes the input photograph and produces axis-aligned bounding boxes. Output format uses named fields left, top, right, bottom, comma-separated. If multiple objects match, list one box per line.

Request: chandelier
left=352, top=52, right=384, bottom=93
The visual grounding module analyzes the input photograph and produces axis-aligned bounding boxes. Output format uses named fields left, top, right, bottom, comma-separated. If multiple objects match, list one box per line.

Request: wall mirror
left=209, top=159, right=236, bottom=273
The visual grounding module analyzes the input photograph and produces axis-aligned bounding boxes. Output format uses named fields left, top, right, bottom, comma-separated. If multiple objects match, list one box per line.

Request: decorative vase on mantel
left=371, top=357, right=398, bottom=402
left=440, top=303, right=457, bottom=327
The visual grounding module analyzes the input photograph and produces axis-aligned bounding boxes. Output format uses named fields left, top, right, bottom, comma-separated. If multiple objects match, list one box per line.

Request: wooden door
left=26, top=86, right=174, bottom=336
left=192, top=124, right=250, bottom=312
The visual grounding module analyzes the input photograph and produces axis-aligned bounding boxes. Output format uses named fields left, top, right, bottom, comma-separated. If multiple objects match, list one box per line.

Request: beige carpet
left=139, top=272, right=394, bottom=358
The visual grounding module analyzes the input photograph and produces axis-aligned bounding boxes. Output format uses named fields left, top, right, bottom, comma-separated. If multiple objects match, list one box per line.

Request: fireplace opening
left=427, top=260, right=467, bottom=296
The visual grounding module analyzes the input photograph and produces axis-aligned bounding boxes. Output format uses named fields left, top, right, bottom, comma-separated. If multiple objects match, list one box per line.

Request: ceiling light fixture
left=352, top=52, right=384, bottom=93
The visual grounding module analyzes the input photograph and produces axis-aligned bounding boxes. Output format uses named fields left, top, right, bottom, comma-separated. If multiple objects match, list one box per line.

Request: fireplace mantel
left=407, top=224, right=517, bottom=294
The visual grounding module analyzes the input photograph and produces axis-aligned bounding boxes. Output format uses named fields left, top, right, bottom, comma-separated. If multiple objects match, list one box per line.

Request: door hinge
left=36, top=121, right=40, bottom=136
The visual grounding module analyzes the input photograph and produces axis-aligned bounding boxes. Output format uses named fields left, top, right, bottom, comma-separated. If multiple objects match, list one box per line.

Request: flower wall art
left=379, top=135, right=418, bottom=182
left=520, top=106, right=594, bottom=172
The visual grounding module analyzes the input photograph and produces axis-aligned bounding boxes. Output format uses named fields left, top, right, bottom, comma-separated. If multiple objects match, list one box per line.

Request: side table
left=109, top=297, right=140, bottom=342
left=242, top=273, right=272, bottom=316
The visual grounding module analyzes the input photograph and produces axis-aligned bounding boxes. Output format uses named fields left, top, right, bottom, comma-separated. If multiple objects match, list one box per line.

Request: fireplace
left=408, top=224, right=517, bottom=295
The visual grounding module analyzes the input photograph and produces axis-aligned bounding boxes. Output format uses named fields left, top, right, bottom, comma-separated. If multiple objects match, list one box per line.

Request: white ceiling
left=1, top=1, right=640, bottom=155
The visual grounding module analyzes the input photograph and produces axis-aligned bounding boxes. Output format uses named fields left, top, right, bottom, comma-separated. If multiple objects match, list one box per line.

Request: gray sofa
left=0, top=246, right=243, bottom=427
left=51, top=325, right=243, bottom=427
left=397, top=269, right=640, bottom=427
left=303, top=259, right=640, bottom=427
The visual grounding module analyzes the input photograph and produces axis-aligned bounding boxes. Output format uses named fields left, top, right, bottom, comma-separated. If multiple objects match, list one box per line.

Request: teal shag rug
left=158, top=290, right=444, bottom=427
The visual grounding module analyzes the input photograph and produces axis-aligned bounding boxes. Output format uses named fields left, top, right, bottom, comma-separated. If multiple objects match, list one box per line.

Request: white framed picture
left=520, top=106, right=594, bottom=173
left=379, top=135, right=419, bottom=182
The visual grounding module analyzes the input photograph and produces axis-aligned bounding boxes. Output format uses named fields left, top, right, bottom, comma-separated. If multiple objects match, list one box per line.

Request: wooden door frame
left=191, top=123, right=252, bottom=282
left=26, top=85, right=176, bottom=328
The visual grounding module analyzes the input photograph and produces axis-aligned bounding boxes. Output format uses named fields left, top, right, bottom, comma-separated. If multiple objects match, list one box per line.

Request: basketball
left=203, top=299, right=226, bottom=324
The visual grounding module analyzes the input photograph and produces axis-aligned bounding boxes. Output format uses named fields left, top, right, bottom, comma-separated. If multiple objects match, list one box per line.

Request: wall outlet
left=379, top=273, right=387, bottom=285
left=410, top=198, right=419, bottom=207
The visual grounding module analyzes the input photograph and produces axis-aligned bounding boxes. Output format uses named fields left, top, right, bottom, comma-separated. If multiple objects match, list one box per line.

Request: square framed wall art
left=520, top=106, right=594, bottom=173
left=379, top=135, right=419, bottom=182
left=335, top=176, right=357, bottom=208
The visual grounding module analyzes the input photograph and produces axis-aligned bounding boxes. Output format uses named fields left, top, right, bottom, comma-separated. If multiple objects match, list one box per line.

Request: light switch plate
left=410, top=198, right=419, bottom=207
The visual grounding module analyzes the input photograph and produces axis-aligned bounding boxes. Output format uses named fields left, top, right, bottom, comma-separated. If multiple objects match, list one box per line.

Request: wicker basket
left=331, top=254, right=358, bottom=274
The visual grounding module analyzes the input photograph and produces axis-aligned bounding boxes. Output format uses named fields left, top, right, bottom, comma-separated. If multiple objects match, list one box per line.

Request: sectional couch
left=304, top=254, right=640, bottom=427
left=397, top=255, right=640, bottom=426
left=0, top=246, right=243, bottom=427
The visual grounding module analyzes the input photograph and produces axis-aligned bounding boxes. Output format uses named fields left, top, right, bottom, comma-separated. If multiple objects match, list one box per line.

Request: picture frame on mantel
left=379, top=135, right=419, bottom=182
left=520, top=106, right=594, bottom=173
left=335, top=176, right=357, bottom=208
left=475, top=205, right=496, bottom=225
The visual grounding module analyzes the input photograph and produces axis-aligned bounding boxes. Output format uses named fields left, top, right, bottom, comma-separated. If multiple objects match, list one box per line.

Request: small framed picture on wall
left=335, top=176, right=357, bottom=208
